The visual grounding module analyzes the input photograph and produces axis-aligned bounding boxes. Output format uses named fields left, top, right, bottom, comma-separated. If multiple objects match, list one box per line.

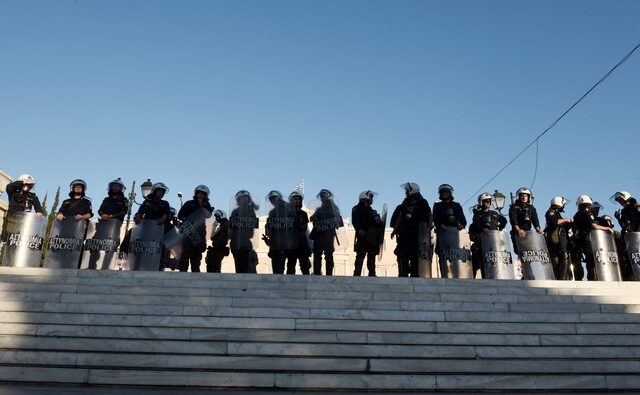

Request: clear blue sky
left=1, top=0, right=639, bottom=221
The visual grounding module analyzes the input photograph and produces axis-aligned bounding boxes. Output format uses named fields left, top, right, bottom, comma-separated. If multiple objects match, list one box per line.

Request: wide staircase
left=0, top=267, right=639, bottom=392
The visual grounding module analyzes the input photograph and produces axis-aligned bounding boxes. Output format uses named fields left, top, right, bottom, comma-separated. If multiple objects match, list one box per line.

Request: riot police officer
left=310, top=189, right=344, bottom=276
left=229, top=190, right=260, bottom=273
left=205, top=209, right=229, bottom=273
left=508, top=187, right=542, bottom=254
left=132, top=183, right=171, bottom=271
left=2, top=174, right=43, bottom=242
left=134, top=183, right=171, bottom=225
left=98, top=178, right=129, bottom=222
left=611, top=191, right=640, bottom=280
left=287, top=190, right=311, bottom=275
left=469, top=192, right=507, bottom=278
left=5, top=174, right=43, bottom=217
left=572, top=195, right=614, bottom=281
left=433, top=184, right=467, bottom=255
left=57, top=179, right=93, bottom=221
left=352, top=190, right=383, bottom=277
left=591, top=202, right=615, bottom=229
left=390, top=182, right=433, bottom=277
left=177, top=185, right=214, bottom=272
left=612, top=191, right=640, bottom=233
left=544, top=196, right=573, bottom=280
left=264, top=190, right=297, bottom=275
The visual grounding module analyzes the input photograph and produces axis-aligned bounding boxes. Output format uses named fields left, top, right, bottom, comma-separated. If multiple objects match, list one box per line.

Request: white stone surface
left=2, top=266, right=640, bottom=391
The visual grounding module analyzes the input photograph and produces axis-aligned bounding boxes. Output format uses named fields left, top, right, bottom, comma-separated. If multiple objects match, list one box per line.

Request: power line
left=462, top=41, right=640, bottom=206
left=530, top=139, right=539, bottom=189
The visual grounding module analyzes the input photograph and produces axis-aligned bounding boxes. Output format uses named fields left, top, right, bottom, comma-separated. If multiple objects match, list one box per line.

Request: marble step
left=2, top=304, right=639, bottom=325
left=2, top=350, right=640, bottom=373
left=0, top=366, right=636, bottom=391
left=3, top=266, right=639, bottom=289
left=3, top=267, right=640, bottom=294
left=0, top=316, right=640, bottom=339
left=3, top=273, right=640, bottom=300
left=3, top=287, right=640, bottom=313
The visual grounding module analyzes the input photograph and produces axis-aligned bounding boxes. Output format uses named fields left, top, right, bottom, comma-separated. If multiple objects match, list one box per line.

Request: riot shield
left=437, top=227, right=473, bottom=279
left=515, top=231, right=555, bottom=280
left=589, top=230, right=622, bottom=281
left=79, top=219, right=122, bottom=270
left=418, top=222, right=433, bottom=277
left=2, top=212, right=46, bottom=268
left=480, top=230, right=515, bottom=280
left=127, top=219, right=164, bottom=271
left=43, top=218, right=88, bottom=269
left=308, top=196, right=348, bottom=251
left=229, top=194, right=261, bottom=251
left=624, top=232, right=640, bottom=281
left=264, top=198, right=298, bottom=251
left=164, top=208, right=212, bottom=260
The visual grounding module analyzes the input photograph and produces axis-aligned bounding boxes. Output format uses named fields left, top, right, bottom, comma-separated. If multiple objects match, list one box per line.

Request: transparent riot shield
left=589, top=230, right=622, bottom=281
left=418, top=222, right=433, bottom=277
left=164, top=208, right=212, bottom=261
left=43, top=218, right=88, bottom=269
left=2, top=212, right=46, bottom=268
left=264, top=198, right=298, bottom=251
left=127, top=219, right=164, bottom=271
left=624, top=232, right=640, bottom=281
left=79, top=219, right=122, bottom=270
left=515, top=231, right=555, bottom=280
left=437, top=227, right=473, bottom=279
left=308, top=196, right=348, bottom=252
left=480, top=230, right=515, bottom=280
left=376, top=204, right=388, bottom=262
left=229, top=195, right=261, bottom=251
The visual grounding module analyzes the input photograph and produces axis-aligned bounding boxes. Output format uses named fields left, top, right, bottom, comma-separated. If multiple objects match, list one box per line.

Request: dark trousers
left=574, top=250, right=595, bottom=281
left=232, top=249, right=250, bottom=273
left=313, top=248, right=334, bottom=275
left=617, top=236, right=635, bottom=281
left=510, top=232, right=520, bottom=255
left=287, top=251, right=311, bottom=275
left=206, top=251, right=225, bottom=273
left=178, top=248, right=202, bottom=272
left=547, top=242, right=570, bottom=280
left=397, top=252, right=419, bottom=277
left=471, top=242, right=484, bottom=279
left=270, top=250, right=290, bottom=274
left=354, top=250, right=377, bottom=276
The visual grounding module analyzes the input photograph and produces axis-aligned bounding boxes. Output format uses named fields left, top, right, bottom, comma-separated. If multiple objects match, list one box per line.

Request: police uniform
left=6, top=181, right=43, bottom=215
left=229, top=204, right=259, bottom=273
left=508, top=201, right=541, bottom=254
left=59, top=196, right=94, bottom=218
left=352, top=200, right=383, bottom=276
left=618, top=198, right=640, bottom=233
left=287, top=208, right=311, bottom=275
left=572, top=207, right=597, bottom=281
left=469, top=208, right=507, bottom=278
left=265, top=200, right=297, bottom=275
left=392, top=195, right=432, bottom=277
left=310, top=201, right=344, bottom=276
left=134, top=196, right=171, bottom=271
left=433, top=200, right=467, bottom=260
left=177, top=199, right=214, bottom=273
left=617, top=198, right=640, bottom=280
left=544, top=206, right=572, bottom=280
left=98, top=193, right=129, bottom=221
left=206, top=218, right=229, bottom=273
left=2, top=181, right=43, bottom=242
